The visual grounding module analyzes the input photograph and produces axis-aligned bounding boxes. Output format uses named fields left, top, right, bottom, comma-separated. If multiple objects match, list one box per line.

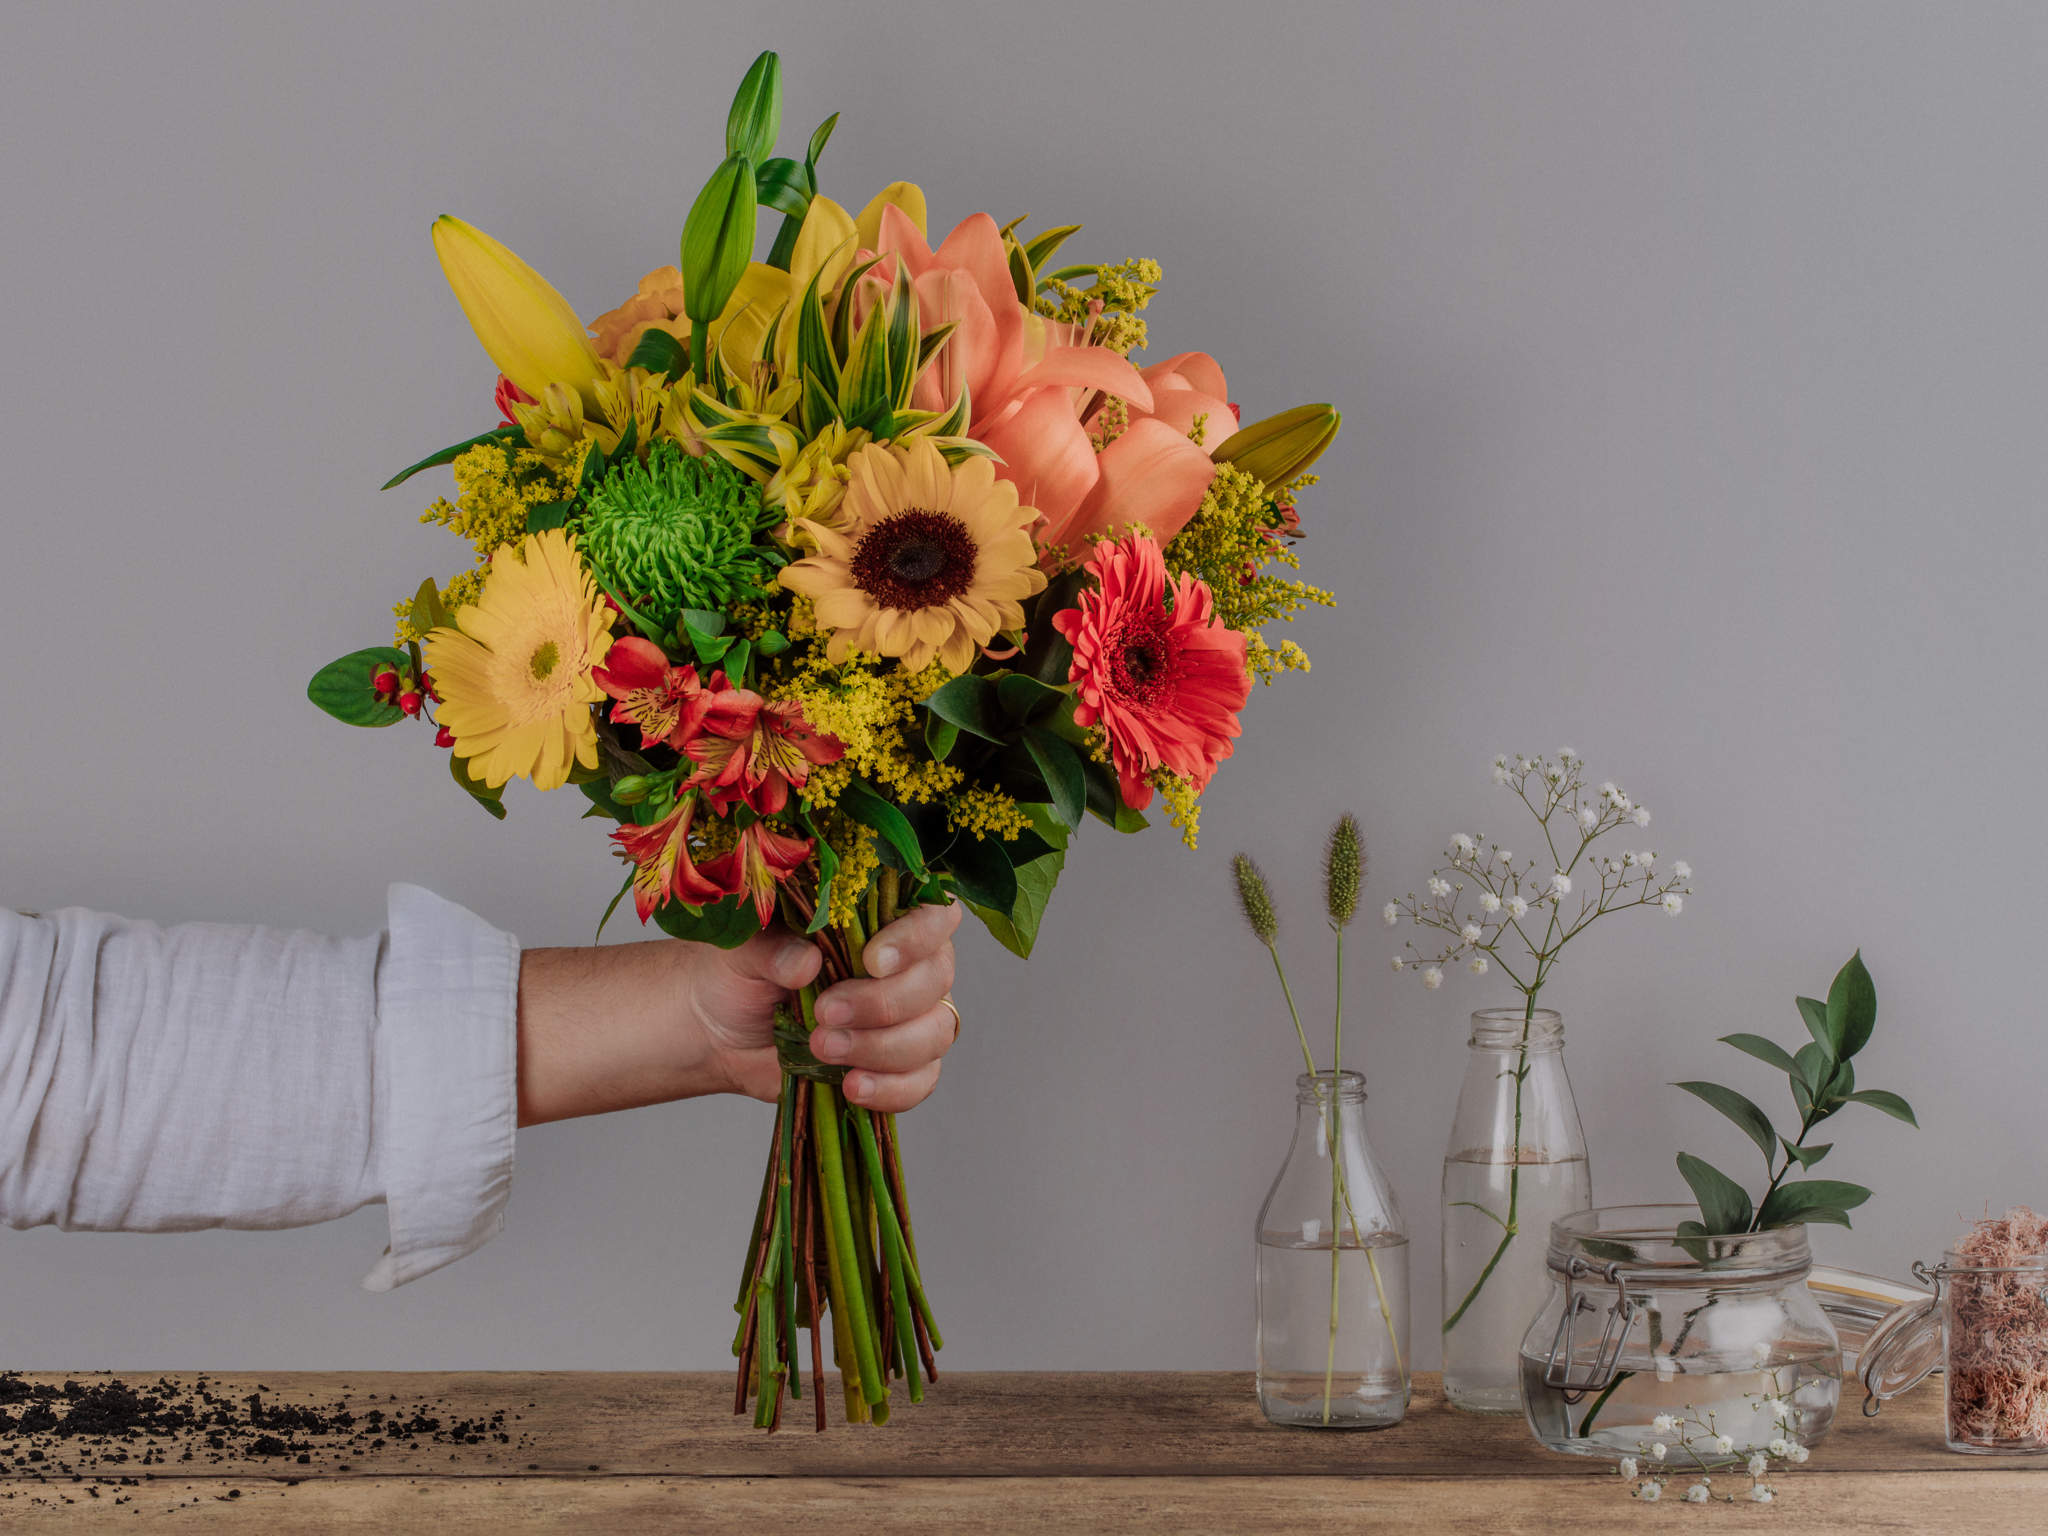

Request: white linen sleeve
left=0, top=884, right=520, bottom=1290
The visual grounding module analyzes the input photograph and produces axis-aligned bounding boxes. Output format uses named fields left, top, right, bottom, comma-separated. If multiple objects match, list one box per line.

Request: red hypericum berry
left=435, top=726, right=456, bottom=748
left=420, top=671, right=441, bottom=702
left=398, top=691, right=423, bottom=717
left=372, top=668, right=400, bottom=698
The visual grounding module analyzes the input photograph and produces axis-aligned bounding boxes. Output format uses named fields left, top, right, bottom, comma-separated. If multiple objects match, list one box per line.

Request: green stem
left=689, top=325, right=709, bottom=386
left=1322, top=929, right=1345, bottom=1422
left=1444, top=990, right=1538, bottom=1335
left=1576, top=1371, right=1633, bottom=1437
left=811, top=1079, right=884, bottom=1407
left=853, top=1108, right=923, bottom=1403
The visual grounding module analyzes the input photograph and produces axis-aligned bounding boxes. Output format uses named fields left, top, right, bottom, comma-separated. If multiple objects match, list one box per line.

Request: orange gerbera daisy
left=777, top=438, right=1046, bottom=675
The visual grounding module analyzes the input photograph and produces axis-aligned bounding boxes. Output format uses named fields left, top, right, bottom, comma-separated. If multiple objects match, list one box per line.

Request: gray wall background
left=3, top=0, right=2041, bottom=1371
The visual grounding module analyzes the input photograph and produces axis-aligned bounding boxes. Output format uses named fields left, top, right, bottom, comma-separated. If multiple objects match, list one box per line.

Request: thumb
left=724, top=928, right=822, bottom=992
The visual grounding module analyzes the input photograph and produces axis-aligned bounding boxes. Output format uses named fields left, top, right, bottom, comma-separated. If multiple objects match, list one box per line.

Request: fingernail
left=815, top=994, right=850, bottom=1027
left=776, top=939, right=814, bottom=977
left=844, top=1074, right=868, bottom=1103
left=815, top=1030, right=850, bottom=1061
left=871, top=945, right=900, bottom=976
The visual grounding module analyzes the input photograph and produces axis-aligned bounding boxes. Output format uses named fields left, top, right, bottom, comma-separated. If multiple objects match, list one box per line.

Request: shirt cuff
left=360, top=883, right=520, bottom=1291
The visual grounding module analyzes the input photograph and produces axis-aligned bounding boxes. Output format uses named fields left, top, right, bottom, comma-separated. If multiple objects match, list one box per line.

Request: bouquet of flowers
left=309, top=52, right=1341, bottom=1429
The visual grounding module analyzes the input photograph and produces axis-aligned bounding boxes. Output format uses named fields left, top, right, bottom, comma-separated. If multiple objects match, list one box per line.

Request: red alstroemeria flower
left=494, top=373, right=537, bottom=427
left=592, top=636, right=729, bottom=753
left=1051, top=533, right=1253, bottom=811
left=609, top=792, right=733, bottom=921
left=700, top=821, right=815, bottom=929
left=684, top=694, right=844, bottom=815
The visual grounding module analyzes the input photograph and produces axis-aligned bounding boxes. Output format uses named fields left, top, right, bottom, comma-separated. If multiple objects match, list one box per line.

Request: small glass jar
left=1517, top=1205, right=1842, bottom=1458
left=1441, top=1008, right=1590, bottom=1413
left=1862, top=1252, right=2048, bottom=1454
left=1255, top=1070, right=1411, bottom=1428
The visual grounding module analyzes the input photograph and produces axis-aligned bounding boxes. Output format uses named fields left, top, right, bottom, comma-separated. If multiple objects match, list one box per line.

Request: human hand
left=516, top=902, right=963, bottom=1126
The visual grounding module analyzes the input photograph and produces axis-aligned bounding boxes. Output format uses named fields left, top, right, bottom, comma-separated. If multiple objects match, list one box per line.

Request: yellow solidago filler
left=1168, top=462, right=1333, bottom=636
left=1039, top=258, right=1160, bottom=355
left=775, top=651, right=961, bottom=812
left=815, top=812, right=881, bottom=931
left=1245, top=633, right=1312, bottom=685
left=1089, top=396, right=1130, bottom=453
left=948, top=786, right=1031, bottom=842
left=1151, top=770, right=1202, bottom=849
left=420, top=441, right=575, bottom=565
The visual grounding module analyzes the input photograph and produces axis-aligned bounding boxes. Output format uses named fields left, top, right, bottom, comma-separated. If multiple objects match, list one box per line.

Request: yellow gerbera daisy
left=425, top=528, right=615, bottom=791
left=778, top=439, right=1047, bottom=675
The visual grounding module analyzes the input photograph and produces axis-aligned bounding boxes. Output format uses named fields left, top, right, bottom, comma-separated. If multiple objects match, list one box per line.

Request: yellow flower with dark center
left=778, top=439, right=1046, bottom=675
left=425, top=529, right=615, bottom=790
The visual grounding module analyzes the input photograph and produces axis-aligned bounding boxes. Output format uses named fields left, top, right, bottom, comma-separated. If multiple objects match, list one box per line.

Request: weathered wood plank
left=1, top=1471, right=2042, bottom=1534
left=0, top=1370, right=1994, bottom=1482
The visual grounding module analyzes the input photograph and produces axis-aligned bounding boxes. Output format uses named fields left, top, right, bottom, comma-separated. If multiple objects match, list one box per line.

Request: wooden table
left=0, top=1371, right=2037, bottom=1531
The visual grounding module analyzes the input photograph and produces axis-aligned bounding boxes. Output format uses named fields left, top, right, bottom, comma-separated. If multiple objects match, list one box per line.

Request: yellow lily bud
left=855, top=182, right=927, bottom=250
left=1213, top=403, right=1341, bottom=488
left=431, top=216, right=602, bottom=411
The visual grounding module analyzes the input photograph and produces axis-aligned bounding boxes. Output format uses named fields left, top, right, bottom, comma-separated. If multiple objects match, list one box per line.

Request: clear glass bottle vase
left=1255, top=1070, right=1411, bottom=1428
left=1441, top=1008, right=1591, bottom=1413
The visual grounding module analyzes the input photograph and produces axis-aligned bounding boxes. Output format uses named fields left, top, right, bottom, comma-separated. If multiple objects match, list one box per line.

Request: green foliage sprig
left=1675, top=951, right=1918, bottom=1238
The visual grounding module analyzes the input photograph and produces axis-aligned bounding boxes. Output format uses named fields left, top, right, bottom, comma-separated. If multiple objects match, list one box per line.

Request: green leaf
left=577, top=776, right=630, bottom=822
left=449, top=750, right=507, bottom=820
left=1081, top=755, right=1147, bottom=831
left=966, top=841, right=1065, bottom=959
left=594, top=868, right=633, bottom=942
left=1021, top=727, right=1085, bottom=830
left=943, top=831, right=1016, bottom=914
left=755, top=156, right=811, bottom=218
left=996, top=673, right=1065, bottom=724
left=724, top=50, right=781, bottom=164
left=681, top=155, right=758, bottom=326
left=1720, top=1032, right=1798, bottom=1075
left=722, top=637, right=753, bottom=682
left=926, top=675, right=1006, bottom=742
left=755, top=629, right=790, bottom=657
left=925, top=712, right=959, bottom=763
left=524, top=499, right=573, bottom=533
left=1674, top=1081, right=1778, bottom=1163
left=653, top=893, right=759, bottom=949
left=1827, top=950, right=1878, bottom=1059
left=1673, top=1219, right=1713, bottom=1267
left=799, top=806, right=840, bottom=936
left=805, top=112, right=839, bottom=168
left=1792, top=1041, right=1830, bottom=1095
left=1846, top=1089, right=1919, bottom=1127
left=1005, top=237, right=1035, bottom=305
left=1676, top=1151, right=1754, bottom=1235
left=1757, top=1179, right=1872, bottom=1230
left=1781, top=1138, right=1833, bottom=1169
left=408, top=577, right=451, bottom=637
left=1796, top=1206, right=1856, bottom=1229
left=1796, top=995, right=1837, bottom=1056
left=840, top=779, right=929, bottom=879
left=1022, top=224, right=1082, bottom=277
left=381, top=427, right=518, bottom=491
left=625, top=327, right=688, bottom=381
left=683, top=608, right=729, bottom=639
left=883, top=259, right=919, bottom=410
left=306, top=647, right=409, bottom=727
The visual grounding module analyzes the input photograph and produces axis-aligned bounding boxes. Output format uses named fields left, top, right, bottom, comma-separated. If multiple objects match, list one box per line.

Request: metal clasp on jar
left=1541, top=1256, right=1651, bottom=1401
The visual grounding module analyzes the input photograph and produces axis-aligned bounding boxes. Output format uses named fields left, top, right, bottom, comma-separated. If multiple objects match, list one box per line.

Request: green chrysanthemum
left=580, top=441, right=780, bottom=632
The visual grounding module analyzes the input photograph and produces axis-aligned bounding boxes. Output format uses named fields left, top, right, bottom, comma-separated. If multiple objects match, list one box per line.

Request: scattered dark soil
left=0, top=1372, right=536, bottom=1513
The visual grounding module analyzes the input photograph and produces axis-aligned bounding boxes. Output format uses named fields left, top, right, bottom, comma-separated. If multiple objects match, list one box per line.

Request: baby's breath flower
left=1750, top=1486, right=1773, bottom=1503
left=1469, top=956, right=1489, bottom=975
left=1479, top=892, right=1502, bottom=913
left=1506, top=896, right=1530, bottom=920
left=1747, top=1453, right=1769, bottom=1477
left=1495, top=848, right=1513, bottom=865
left=1788, top=1444, right=1808, bottom=1464
left=1639, top=850, right=1655, bottom=870
left=1619, top=1456, right=1638, bottom=1480
left=1638, top=1482, right=1662, bottom=1502
left=1460, top=924, right=1483, bottom=944
left=1550, top=871, right=1572, bottom=897
left=1675, top=860, right=1692, bottom=880
left=1383, top=901, right=1400, bottom=927
left=1650, top=1442, right=1668, bottom=1462
left=1662, top=893, right=1684, bottom=916
left=1652, top=1414, right=1677, bottom=1434
left=1769, top=1398, right=1793, bottom=1424
left=1768, top=1437, right=1789, bottom=1458
left=1685, top=1483, right=1710, bottom=1503
left=1633, top=805, right=1652, bottom=828
left=1577, top=805, right=1598, bottom=830
left=1428, top=877, right=1452, bottom=899
left=1451, top=832, right=1476, bottom=858
left=1713, top=1434, right=1734, bottom=1454
left=1422, top=967, right=1443, bottom=990
left=1390, top=956, right=1405, bottom=972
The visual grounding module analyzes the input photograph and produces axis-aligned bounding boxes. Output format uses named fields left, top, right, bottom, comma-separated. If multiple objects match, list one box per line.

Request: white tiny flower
left=1770, top=1398, right=1793, bottom=1424
left=1428, top=877, right=1452, bottom=899
left=1479, top=892, right=1502, bottom=913
left=1651, top=1414, right=1677, bottom=1435
left=1599, top=780, right=1617, bottom=799
left=1750, top=1485, right=1773, bottom=1504
left=1559, top=747, right=1578, bottom=762
left=1517, top=757, right=1533, bottom=773
left=1654, top=1355, right=1677, bottom=1382
left=1451, top=833, right=1476, bottom=858
left=1632, top=805, right=1651, bottom=828
left=1495, top=847, right=1513, bottom=865
left=1788, top=1444, right=1808, bottom=1464
left=1469, top=956, right=1489, bottom=975
left=1390, top=956, right=1405, bottom=972
left=1651, top=1442, right=1668, bottom=1462
left=1576, top=805, right=1598, bottom=830
left=1674, top=860, right=1692, bottom=880
left=1750, top=1340, right=1773, bottom=1367
left=1550, top=871, right=1572, bottom=897
left=1506, top=896, right=1530, bottom=920
left=1713, top=1434, right=1734, bottom=1455
left=1686, top=1483, right=1710, bottom=1503
left=1492, top=764, right=1511, bottom=785
left=1638, top=850, right=1655, bottom=870
left=1422, top=967, right=1443, bottom=990
left=1383, top=901, right=1400, bottom=927
left=1619, top=1456, right=1638, bottom=1480
left=1747, top=1453, right=1768, bottom=1477
left=1461, top=924, right=1483, bottom=944
left=1616, top=791, right=1633, bottom=811
left=1639, top=1482, right=1662, bottom=1502
left=1662, top=893, right=1684, bottom=916
left=1620, top=849, right=1637, bottom=867
left=1545, top=763, right=1565, bottom=783
left=1768, top=1437, right=1789, bottom=1458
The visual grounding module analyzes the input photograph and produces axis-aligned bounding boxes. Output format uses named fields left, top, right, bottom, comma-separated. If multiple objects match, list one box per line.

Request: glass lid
left=1859, top=1293, right=1944, bottom=1409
